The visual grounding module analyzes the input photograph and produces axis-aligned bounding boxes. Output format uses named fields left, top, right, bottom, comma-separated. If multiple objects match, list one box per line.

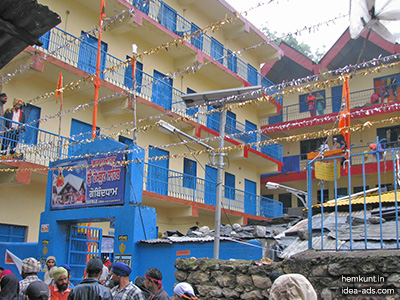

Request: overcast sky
left=225, top=0, right=350, bottom=53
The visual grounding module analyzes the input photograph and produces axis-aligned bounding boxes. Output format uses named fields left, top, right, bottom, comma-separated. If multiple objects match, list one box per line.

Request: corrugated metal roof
left=312, top=190, right=400, bottom=213
left=0, top=0, right=61, bottom=69
left=140, top=236, right=236, bottom=244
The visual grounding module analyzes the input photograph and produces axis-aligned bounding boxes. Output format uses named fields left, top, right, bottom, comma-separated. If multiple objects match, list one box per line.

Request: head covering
left=0, top=273, right=19, bottom=300
left=333, top=138, right=337, bottom=141
left=0, top=93, right=7, bottom=98
left=111, top=262, right=131, bottom=277
left=269, top=274, right=317, bottom=300
left=59, top=264, right=71, bottom=275
left=45, top=256, right=56, bottom=265
left=25, top=281, right=50, bottom=300
left=13, top=98, right=23, bottom=107
left=174, top=282, right=195, bottom=297
left=52, top=267, right=68, bottom=282
left=0, top=269, right=12, bottom=281
left=22, top=257, right=41, bottom=274
left=86, top=257, right=103, bottom=272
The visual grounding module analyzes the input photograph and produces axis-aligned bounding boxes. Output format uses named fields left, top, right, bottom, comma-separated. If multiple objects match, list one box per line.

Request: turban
left=112, top=262, right=131, bottom=276
left=22, top=257, right=41, bottom=274
left=173, top=282, right=195, bottom=297
left=52, top=267, right=68, bottom=282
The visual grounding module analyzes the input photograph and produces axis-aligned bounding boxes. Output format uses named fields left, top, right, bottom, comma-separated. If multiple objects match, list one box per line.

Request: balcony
left=261, top=85, right=400, bottom=128
left=143, top=162, right=282, bottom=218
left=123, top=0, right=276, bottom=89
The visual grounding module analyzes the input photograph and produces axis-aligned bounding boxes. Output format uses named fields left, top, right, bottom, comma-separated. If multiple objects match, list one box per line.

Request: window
left=279, top=193, right=292, bottom=214
left=299, top=90, right=325, bottom=113
left=0, top=224, right=27, bottom=242
left=374, top=73, right=400, bottom=103
left=354, top=186, right=370, bottom=193
left=300, top=138, right=325, bottom=160
left=377, top=125, right=400, bottom=148
left=337, top=187, right=348, bottom=198
left=317, top=189, right=329, bottom=204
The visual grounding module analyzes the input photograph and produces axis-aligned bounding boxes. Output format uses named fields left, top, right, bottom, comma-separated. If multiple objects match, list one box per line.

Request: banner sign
left=315, top=161, right=341, bottom=181
left=51, top=153, right=125, bottom=209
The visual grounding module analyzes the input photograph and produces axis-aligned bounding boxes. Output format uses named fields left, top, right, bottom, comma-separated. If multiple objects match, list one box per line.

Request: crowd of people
left=0, top=256, right=199, bottom=300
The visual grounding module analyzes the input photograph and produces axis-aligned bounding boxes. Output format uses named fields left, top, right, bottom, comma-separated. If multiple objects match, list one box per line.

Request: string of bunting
left=2, top=113, right=400, bottom=171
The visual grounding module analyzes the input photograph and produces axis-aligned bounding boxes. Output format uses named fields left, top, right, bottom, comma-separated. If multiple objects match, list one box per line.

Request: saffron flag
left=339, top=77, right=351, bottom=160
left=55, top=72, right=63, bottom=109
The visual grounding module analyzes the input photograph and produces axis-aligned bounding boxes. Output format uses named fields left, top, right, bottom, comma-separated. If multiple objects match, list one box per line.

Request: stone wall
left=174, top=249, right=400, bottom=299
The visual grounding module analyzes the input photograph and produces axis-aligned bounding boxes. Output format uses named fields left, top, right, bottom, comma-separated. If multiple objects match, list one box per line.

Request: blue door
left=224, top=172, right=235, bottom=201
left=245, top=179, right=257, bottom=215
left=39, top=30, right=51, bottom=50
left=183, top=158, right=197, bottom=189
left=245, top=120, right=257, bottom=149
left=211, top=37, right=224, bottom=64
left=69, top=119, right=100, bottom=157
left=227, top=49, right=237, bottom=73
left=299, top=93, right=309, bottom=113
left=332, top=85, right=343, bottom=113
left=78, top=32, right=108, bottom=78
left=205, top=165, right=217, bottom=205
left=191, top=23, right=203, bottom=50
left=247, top=64, right=258, bottom=86
left=152, top=70, right=172, bottom=110
left=22, top=104, right=40, bottom=146
left=225, top=111, right=236, bottom=135
left=160, top=2, right=177, bottom=33
left=186, top=88, right=198, bottom=116
left=148, top=147, right=169, bottom=195
left=68, top=225, right=102, bottom=286
left=124, top=59, right=143, bottom=93
left=207, top=105, right=220, bottom=132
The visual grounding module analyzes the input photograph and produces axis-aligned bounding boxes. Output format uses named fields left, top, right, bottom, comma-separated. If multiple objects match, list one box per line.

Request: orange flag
left=339, top=77, right=351, bottom=162
left=55, top=72, right=63, bottom=109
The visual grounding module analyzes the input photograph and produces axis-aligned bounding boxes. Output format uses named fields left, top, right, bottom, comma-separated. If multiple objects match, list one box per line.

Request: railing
left=124, top=0, right=274, bottom=88
left=35, top=27, right=283, bottom=162
left=143, top=162, right=282, bottom=218
left=261, top=85, right=399, bottom=127
left=0, top=117, right=70, bottom=166
left=308, top=146, right=400, bottom=251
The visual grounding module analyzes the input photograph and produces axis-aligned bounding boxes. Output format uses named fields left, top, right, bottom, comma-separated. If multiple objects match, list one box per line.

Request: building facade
left=0, top=0, right=284, bottom=243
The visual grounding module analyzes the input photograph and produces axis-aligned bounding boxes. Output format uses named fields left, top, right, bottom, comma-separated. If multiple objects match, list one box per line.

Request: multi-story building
left=260, top=29, right=400, bottom=213
left=0, top=0, right=284, bottom=243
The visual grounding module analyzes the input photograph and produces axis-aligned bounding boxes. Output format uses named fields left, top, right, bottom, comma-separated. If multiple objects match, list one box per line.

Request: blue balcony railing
left=143, top=162, right=282, bottom=218
left=124, top=0, right=275, bottom=88
left=262, top=85, right=398, bottom=126
left=0, top=117, right=70, bottom=165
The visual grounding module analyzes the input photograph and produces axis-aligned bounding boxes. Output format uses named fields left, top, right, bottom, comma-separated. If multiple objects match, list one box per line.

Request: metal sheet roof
left=140, top=236, right=235, bottom=244
left=0, top=0, right=61, bottom=69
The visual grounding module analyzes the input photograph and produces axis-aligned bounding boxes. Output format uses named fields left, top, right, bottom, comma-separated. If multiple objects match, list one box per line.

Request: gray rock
left=187, top=271, right=210, bottom=284
left=222, top=288, right=240, bottom=299
left=214, top=273, right=236, bottom=288
left=236, top=275, right=253, bottom=287
left=240, top=289, right=263, bottom=299
left=251, top=275, right=270, bottom=289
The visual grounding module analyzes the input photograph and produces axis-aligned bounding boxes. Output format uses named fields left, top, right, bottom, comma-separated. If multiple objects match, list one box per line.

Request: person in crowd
left=0, top=93, right=7, bottom=116
left=25, top=281, right=50, bottom=300
left=0, top=269, right=12, bottom=282
left=306, top=92, right=316, bottom=117
left=66, top=257, right=112, bottom=300
left=0, top=272, right=19, bottom=300
left=144, top=268, right=169, bottom=300
left=99, top=261, right=109, bottom=285
left=2, top=98, right=25, bottom=155
left=332, top=137, right=341, bottom=150
left=58, top=264, right=74, bottom=288
left=268, top=271, right=317, bottom=300
left=49, top=267, right=71, bottom=300
left=19, top=257, right=42, bottom=296
left=315, top=92, right=325, bottom=115
left=44, top=256, right=56, bottom=284
left=320, top=141, right=329, bottom=152
left=172, top=283, right=197, bottom=300
left=134, top=277, right=152, bottom=300
left=110, top=262, right=144, bottom=300
left=370, top=91, right=380, bottom=105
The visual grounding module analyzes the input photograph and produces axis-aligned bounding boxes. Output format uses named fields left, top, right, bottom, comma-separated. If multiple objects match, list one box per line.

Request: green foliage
left=261, top=25, right=325, bottom=63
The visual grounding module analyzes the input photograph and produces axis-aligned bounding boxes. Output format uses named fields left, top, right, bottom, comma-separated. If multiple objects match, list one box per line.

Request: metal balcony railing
left=261, top=85, right=398, bottom=127
left=143, top=162, right=282, bottom=218
left=124, top=0, right=275, bottom=89
left=35, top=27, right=282, bottom=162
left=0, top=117, right=70, bottom=166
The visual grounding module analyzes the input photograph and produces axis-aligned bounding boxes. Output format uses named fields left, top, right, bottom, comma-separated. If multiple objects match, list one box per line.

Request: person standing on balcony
left=1, top=98, right=25, bottom=156
left=332, top=138, right=341, bottom=150
left=315, top=92, right=325, bottom=115
left=0, top=93, right=7, bottom=116
left=306, top=92, right=316, bottom=117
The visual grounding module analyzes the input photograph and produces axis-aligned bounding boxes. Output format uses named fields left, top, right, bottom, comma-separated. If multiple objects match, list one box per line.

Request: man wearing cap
left=144, top=268, right=169, bottom=300
left=26, top=281, right=51, bottom=300
left=2, top=97, right=25, bottom=155
left=110, top=262, right=144, bottom=300
left=67, top=257, right=112, bottom=300
left=172, top=283, right=197, bottom=300
left=19, top=257, right=42, bottom=296
left=50, top=267, right=71, bottom=300
left=332, top=137, right=341, bottom=150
